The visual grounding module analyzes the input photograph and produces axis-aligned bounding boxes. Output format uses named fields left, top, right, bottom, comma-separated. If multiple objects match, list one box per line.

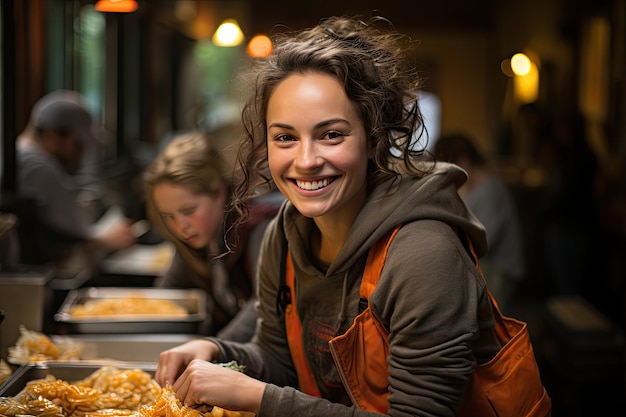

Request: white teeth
left=296, top=178, right=331, bottom=191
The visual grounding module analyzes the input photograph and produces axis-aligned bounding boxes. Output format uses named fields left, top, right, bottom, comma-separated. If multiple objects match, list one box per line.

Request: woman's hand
left=173, top=359, right=266, bottom=414
left=155, top=339, right=219, bottom=387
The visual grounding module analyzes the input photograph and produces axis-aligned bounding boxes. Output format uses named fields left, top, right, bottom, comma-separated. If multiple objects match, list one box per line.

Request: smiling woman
left=152, top=16, right=550, bottom=417
left=266, top=72, right=370, bottom=245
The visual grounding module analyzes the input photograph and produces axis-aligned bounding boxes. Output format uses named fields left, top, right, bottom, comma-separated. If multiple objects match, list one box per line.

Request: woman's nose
left=294, top=139, right=322, bottom=171
left=175, top=216, right=189, bottom=232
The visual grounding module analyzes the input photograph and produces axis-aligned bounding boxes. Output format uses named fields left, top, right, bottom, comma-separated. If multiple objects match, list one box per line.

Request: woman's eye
left=323, top=131, right=344, bottom=141
left=275, top=133, right=295, bottom=143
left=182, top=207, right=196, bottom=216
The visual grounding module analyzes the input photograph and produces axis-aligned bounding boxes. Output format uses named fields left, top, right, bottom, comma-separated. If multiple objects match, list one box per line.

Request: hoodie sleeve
left=369, top=219, right=488, bottom=416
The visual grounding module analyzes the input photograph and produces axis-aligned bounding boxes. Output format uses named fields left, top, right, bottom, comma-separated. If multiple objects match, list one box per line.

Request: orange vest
left=283, top=226, right=552, bottom=416
left=284, top=228, right=398, bottom=412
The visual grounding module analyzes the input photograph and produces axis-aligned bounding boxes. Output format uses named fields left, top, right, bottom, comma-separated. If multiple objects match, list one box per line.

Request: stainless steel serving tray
left=0, top=360, right=157, bottom=397
left=54, top=334, right=200, bottom=362
left=54, top=287, right=206, bottom=334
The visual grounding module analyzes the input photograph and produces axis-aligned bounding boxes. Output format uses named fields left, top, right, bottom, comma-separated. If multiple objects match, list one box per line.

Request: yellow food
left=135, top=387, right=250, bottom=417
left=0, top=395, right=64, bottom=417
left=75, top=366, right=162, bottom=410
left=69, top=298, right=187, bottom=317
left=0, top=366, right=252, bottom=417
left=7, top=326, right=83, bottom=364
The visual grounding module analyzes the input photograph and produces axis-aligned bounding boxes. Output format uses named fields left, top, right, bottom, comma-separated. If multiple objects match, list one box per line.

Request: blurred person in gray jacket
left=15, top=90, right=135, bottom=272
left=435, top=132, right=525, bottom=312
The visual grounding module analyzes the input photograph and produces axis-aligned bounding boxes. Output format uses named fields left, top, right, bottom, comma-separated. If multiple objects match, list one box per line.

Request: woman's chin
left=184, top=236, right=206, bottom=249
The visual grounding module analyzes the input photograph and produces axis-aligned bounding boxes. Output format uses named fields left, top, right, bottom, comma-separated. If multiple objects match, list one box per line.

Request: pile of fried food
left=7, top=326, right=83, bottom=364
left=0, top=365, right=252, bottom=417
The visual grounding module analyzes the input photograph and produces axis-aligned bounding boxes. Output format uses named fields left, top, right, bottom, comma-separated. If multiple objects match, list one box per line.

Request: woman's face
left=266, top=72, right=371, bottom=224
left=152, top=182, right=225, bottom=249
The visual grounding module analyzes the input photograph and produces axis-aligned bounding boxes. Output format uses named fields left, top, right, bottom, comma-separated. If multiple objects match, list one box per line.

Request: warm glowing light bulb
left=213, top=20, right=245, bottom=47
left=511, top=53, right=531, bottom=76
left=247, top=34, right=273, bottom=58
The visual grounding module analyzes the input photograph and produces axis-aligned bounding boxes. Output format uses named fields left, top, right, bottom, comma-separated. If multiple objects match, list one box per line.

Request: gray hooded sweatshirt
left=208, top=163, right=500, bottom=417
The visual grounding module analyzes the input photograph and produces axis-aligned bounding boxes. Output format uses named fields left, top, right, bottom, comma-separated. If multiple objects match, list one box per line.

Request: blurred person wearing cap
left=15, top=90, right=136, bottom=272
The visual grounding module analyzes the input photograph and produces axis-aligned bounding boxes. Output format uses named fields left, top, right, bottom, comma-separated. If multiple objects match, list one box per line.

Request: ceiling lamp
left=213, top=19, right=245, bottom=47
left=510, top=53, right=532, bottom=76
left=95, top=0, right=138, bottom=13
left=247, top=34, right=273, bottom=58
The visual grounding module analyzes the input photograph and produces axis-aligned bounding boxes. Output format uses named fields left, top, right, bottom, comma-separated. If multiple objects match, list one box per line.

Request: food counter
left=0, top=273, right=254, bottom=417
left=2, top=286, right=206, bottom=366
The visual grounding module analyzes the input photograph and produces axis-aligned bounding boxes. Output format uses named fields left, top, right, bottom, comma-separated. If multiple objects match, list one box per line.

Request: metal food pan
left=54, top=287, right=206, bottom=334
left=0, top=361, right=157, bottom=397
left=54, top=334, right=200, bottom=362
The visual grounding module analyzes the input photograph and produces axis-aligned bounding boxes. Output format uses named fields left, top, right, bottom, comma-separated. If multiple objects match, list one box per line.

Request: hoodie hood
left=280, top=162, right=487, bottom=278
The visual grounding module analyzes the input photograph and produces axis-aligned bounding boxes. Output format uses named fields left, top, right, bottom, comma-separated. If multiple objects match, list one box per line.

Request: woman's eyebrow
left=268, top=118, right=349, bottom=130
left=267, top=122, right=294, bottom=130
left=315, top=118, right=349, bottom=129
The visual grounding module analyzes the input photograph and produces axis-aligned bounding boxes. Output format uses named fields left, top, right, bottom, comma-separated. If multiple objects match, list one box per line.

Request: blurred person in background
left=435, top=132, right=525, bottom=313
left=15, top=90, right=136, bottom=273
left=143, top=131, right=282, bottom=339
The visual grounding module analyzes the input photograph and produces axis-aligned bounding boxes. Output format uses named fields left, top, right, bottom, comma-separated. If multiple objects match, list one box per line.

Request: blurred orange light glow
left=95, top=0, right=138, bottom=13
left=247, top=35, right=273, bottom=58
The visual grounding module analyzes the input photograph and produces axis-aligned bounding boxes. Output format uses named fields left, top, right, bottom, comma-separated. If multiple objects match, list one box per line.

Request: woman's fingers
left=171, top=360, right=265, bottom=414
left=155, top=339, right=219, bottom=387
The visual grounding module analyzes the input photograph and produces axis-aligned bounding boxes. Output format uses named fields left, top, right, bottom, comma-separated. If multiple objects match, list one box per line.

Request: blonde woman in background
left=143, top=131, right=281, bottom=340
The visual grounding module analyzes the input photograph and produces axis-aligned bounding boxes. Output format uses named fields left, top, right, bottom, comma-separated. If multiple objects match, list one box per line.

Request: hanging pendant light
left=212, top=19, right=245, bottom=47
left=95, top=0, right=138, bottom=13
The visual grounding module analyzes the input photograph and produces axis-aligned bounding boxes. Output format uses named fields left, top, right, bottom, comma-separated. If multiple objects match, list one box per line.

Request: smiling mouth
left=294, top=177, right=336, bottom=191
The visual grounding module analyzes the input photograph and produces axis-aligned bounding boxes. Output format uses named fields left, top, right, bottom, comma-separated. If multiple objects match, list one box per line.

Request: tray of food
left=0, top=361, right=252, bottom=417
left=0, top=360, right=157, bottom=397
left=54, top=287, right=206, bottom=334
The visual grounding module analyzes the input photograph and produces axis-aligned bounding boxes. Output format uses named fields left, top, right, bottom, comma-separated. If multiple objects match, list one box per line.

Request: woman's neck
left=310, top=187, right=367, bottom=265
left=311, top=212, right=358, bottom=265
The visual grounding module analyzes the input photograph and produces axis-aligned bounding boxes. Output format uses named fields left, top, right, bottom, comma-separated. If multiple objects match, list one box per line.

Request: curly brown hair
left=230, top=15, right=432, bottom=230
